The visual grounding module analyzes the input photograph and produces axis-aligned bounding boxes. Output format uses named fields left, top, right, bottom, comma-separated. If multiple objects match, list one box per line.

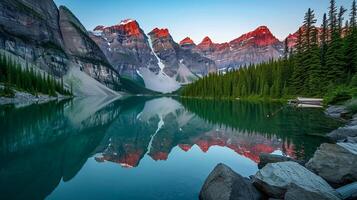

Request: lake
left=0, top=97, right=342, bottom=200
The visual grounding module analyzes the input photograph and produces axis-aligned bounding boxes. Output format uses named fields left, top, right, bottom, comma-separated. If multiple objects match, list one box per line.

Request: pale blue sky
left=54, top=0, right=353, bottom=43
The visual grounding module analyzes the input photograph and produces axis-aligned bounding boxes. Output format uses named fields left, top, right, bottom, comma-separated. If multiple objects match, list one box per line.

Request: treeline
left=0, top=53, right=71, bottom=97
left=182, top=0, right=357, bottom=99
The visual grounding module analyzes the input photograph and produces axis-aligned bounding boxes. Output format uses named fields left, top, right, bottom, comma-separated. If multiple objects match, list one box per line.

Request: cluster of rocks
left=200, top=105, right=357, bottom=200
left=0, top=86, right=68, bottom=107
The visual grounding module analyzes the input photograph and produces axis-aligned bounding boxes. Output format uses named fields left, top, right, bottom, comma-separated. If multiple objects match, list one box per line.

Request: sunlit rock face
left=89, top=19, right=160, bottom=83
left=149, top=28, right=217, bottom=79
left=180, top=26, right=284, bottom=71
left=90, top=21, right=217, bottom=93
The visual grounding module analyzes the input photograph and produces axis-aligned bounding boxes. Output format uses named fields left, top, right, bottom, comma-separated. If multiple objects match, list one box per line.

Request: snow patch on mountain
left=65, top=66, right=120, bottom=97
left=137, top=68, right=180, bottom=93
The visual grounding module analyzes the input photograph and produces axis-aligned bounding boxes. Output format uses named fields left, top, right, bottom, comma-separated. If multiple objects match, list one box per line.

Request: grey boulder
left=306, top=143, right=357, bottom=186
left=253, top=161, right=340, bottom=199
left=199, top=163, right=262, bottom=200
left=284, top=183, right=341, bottom=200
left=326, top=106, right=348, bottom=119
left=327, top=126, right=357, bottom=143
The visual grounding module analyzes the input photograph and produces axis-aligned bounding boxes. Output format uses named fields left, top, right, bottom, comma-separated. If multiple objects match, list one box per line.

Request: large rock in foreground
left=199, top=163, right=262, bottom=200
left=253, top=161, right=340, bottom=199
left=306, top=143, right=357, bottom=186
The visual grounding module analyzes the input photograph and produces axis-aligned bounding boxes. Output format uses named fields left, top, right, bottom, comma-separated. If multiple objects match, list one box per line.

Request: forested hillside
left=182, top=0, right=357, bottom=101
left=0, top=53, right=71, bottom=97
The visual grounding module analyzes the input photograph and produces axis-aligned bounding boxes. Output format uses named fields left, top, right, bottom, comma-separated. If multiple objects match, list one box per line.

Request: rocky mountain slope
left=0, top=0, right=128, bottom=96
left=59, top=6, right=120, bottom=90
left=89, top=19, right=160, bottom=83
left=90, top=21, right=217, bottom=93
left=181, top=26, right=285, bottom=71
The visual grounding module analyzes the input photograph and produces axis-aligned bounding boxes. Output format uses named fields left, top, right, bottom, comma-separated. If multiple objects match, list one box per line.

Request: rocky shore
left=0, top=89, right=70, bottom=107
left=200, top=105, right=357, bottom=200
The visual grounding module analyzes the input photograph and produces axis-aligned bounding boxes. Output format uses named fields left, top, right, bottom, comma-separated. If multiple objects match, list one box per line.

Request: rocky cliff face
left=59, top=6, right=120, bottom=90
left=0, top=0, right=121, bottom=95
left=181, top=26, right=284, bottom=70
left=149, top=28, right=216, bottom=79
left=0, top=0, right=68, bottom=76
left=89, top=19, right=159, bottom=83
left=90, top=21, right=217, bottom=93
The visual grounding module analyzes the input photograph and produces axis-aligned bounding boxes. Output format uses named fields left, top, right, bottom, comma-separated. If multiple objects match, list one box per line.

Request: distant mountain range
left=0, top=0, right=300, bottom=94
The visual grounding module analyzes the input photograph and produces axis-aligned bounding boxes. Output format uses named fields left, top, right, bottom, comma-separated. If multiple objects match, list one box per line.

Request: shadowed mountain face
left=0, top=97, right=341, bottom=199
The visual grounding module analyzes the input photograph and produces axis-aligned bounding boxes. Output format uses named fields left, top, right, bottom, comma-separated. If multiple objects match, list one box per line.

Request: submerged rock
left=306, top=143, right=357, bottom=186
left=258, top=153, right=304, bottom=169
left=327, top=126, right=357, bottom=143
left=199, top=163, right=262, bottom=200
left=253, top=161, right=339, bottom=199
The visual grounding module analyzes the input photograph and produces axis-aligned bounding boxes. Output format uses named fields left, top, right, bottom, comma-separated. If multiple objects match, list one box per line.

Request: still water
left=0, top=97, right=342, bottom=200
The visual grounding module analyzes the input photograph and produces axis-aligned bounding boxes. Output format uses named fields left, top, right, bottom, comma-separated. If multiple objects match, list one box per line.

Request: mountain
left=0, top=0, right=122, bottom=96
left=181, top=26, right=284, bottom=70
left=59, top=6, right=120, bottom=91
left=148, top=28, right=216, bottom=80
left=89, top=19, right=160, bottom=84
left=90, top=21, right=216, bottom=93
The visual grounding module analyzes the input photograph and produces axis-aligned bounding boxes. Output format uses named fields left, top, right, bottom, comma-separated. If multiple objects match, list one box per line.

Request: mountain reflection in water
left=0, top=97, right=342, bottom=200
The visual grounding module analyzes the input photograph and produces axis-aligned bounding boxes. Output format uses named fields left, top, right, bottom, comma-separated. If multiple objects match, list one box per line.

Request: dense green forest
left=182, top=0, right=357, bottom=102
left=0, top=53, right=71, bottom=97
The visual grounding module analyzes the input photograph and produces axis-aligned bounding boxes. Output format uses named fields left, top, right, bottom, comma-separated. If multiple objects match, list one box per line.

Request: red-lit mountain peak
left=180, top=37, right=195, bottom=46
left=197, top=36, right=215, bottom=50
left=200, top=36, right=213, bottom=45
left=150, top=28, right=170, bottom=38
left=231, top=26, right=279, bottom=46
left=99, top=19, right=142, bottom=37
left=93, top=25, right=105, bottom=32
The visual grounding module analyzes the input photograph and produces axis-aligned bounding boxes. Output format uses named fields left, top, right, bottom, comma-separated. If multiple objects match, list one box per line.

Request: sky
left=54, top=0, right=353, bottom=44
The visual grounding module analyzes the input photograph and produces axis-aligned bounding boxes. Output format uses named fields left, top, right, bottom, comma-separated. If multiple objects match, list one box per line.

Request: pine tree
left=345, top=0, right=357, bottom=78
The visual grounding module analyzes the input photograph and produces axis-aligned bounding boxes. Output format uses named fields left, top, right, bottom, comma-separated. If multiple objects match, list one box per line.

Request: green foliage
left=0, top=84, right=15, bottom=98
left=182, top=1, right=357, bottom=102
left=324, top=86, right=353, bottom=105
left=346, top=99, right=357, bottom=114
left=0, top=52, right=71, bottom=97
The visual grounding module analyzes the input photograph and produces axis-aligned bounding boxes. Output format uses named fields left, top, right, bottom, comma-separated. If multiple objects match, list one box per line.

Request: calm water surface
left=0, top=97, right=342, bottom=200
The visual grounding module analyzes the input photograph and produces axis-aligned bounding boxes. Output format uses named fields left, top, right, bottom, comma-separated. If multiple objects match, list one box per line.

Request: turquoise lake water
left=0, top=97, right=342, bottom=200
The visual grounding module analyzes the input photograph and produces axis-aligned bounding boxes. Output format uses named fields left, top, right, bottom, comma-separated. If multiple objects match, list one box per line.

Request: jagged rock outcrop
left=179, top=37, right=195, bottom=50
left=149, top=28, right=216, bottom=79
left=59, top=6, right=120, bottom=90
left=181, top=26, right=284, bottom=70
left=0, top=0, right=68, bottom=76
left=89, top=19, right=160, bottom=83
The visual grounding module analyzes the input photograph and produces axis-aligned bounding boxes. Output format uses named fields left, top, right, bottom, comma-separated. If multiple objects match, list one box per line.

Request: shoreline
left=199, top=104, right=357, bottom=200
left=0, top=90, right=72, bottom=107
